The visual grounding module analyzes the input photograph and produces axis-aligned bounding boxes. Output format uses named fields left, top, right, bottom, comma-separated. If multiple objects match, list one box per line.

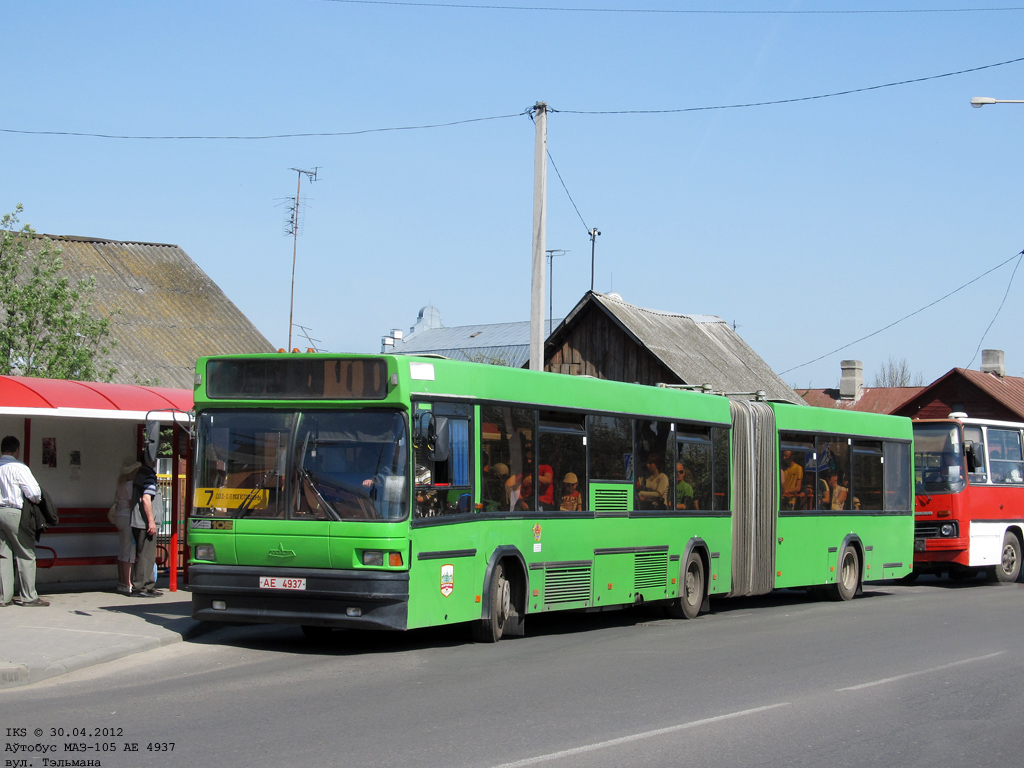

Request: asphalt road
left=4, top=576, right=1023, bottom=768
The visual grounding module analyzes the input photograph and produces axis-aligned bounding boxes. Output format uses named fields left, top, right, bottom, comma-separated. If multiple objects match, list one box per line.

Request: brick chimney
left=840, top=360, right=863, bottom=400
left=981, top=349, right=1006, bottom=377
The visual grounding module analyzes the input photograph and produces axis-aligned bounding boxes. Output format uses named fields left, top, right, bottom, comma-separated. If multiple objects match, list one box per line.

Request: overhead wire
left=3, top=55, right=1022, bottom=141
left=0, top=111, right=530, bottom=141
left=553, top=55, right=1024, bottom=115
left=966, top=251, right=1023, bottom=369
left=779, top=249, right=1024, bottom=376
left=321, top=1, right=1024, bottom=15
left=547, top=150, right=591, bottom=233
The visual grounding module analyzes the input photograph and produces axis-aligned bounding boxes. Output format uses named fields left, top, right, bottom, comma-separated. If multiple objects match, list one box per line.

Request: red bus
left=913, top=415, right=1024, bottom=581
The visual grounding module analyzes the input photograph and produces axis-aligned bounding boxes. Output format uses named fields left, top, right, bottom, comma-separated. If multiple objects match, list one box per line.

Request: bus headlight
left=940, top=524, right=955, bottom=537
left=195, top=544, right=216, bottom=561
left=362, top=550, right=384, bottom=566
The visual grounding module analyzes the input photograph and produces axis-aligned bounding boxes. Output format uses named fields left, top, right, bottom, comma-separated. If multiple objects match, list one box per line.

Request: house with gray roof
left=29, top=235, right=274, bottom=388
left=544, top=292, right=803, bottom=404
left=389, top=293, right=801, bottom=404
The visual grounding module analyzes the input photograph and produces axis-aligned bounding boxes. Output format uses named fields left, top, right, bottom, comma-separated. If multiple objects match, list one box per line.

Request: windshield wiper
left=237, top=469, right=277, bottom=517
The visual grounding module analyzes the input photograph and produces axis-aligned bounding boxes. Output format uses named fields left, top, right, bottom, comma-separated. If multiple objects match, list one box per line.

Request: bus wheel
left=829, top=547, right=860, bottom=602
left=994, top=533, right=1022, bottom=583
left=667, top=552, right=704, bottom=619
left=301, top=625, right=333, bottom=640
left=472, top=563, right=510, bottom=643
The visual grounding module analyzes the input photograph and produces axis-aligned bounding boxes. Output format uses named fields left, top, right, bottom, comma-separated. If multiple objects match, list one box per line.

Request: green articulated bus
left=187, top=354, right=914, bottom=641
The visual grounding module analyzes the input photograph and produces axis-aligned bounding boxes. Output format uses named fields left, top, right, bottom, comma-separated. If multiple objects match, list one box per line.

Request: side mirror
left=429, top=416, right=450, bottom=463
left=965, top=442, right=981, bottom=473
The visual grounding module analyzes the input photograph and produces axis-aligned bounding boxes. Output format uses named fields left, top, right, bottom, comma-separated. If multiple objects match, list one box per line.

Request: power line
left=779, top=249, right=1024, bottom=376
left=0, top=111, right=529, bottom=141
left=321, top=1, right=1024, bottom=15
left=4, top=55, right=1022, bottom=141
left=967, top=251, right=1023, bottom=369
left=554, top=55, right=1024, bottom=115
left=547, top=150, right=590, bottom=233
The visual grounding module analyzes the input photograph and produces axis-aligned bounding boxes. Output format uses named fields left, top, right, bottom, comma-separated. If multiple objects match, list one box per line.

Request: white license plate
left=259, top=576, right=306, bottom=590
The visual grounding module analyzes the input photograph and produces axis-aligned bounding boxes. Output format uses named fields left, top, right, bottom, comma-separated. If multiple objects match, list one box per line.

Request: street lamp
left=971, top=96, right=1024, bottom=108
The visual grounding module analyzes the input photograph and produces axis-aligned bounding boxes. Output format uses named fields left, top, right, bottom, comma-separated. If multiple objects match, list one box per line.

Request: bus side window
left=852, top=441, right=883, bottom=510
left=988, top=428, right=1024, bottom=485
left=676, top=429, right=712, bottom=511
left=883, top=442, right=911, bottom=511
left=414, top=404, right=472, bottom=517
left=964, top=426, right=986, bottom=483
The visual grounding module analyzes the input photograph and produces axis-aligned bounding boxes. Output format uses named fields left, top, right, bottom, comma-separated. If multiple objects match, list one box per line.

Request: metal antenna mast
left=295, top=324, right=324, bottom=353
left=287, top=167, right=319, bottom=351
left=588, top=228, right=601, bottom=292
left=546, top=249, right=567, bottom=337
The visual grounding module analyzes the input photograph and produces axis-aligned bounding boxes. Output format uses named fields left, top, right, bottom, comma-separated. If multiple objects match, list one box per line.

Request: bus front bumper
left=188, top=564, right=410, bottom=631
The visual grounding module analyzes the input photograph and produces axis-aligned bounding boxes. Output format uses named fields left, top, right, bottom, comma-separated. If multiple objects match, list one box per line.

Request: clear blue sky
left=4, top=1, right=1023, bottom=389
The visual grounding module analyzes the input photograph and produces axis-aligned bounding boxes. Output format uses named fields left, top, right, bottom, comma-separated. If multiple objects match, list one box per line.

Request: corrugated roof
left=798, top=386, right=924, bottom=414
left=392, top=318, right=562, bottom=368
left=549, top=292, right=803, bottom=404
left=27, top=235, right=274, bottom=389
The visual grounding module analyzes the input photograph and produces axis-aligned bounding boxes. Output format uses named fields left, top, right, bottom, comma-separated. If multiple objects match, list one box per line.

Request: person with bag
left=0, top=435, right=47, bottom=607
left=112, top=458, right=141, bottom=594
left=130, top=456, right=162, bottom=597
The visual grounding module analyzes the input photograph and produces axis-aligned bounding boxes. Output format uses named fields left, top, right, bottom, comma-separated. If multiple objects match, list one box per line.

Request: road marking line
left=837, top=651, right=1005, bottom=691
left=489, top=703, right=790, bottom=768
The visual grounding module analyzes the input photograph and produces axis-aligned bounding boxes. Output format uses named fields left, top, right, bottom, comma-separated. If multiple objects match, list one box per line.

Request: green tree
left=0, top=205, right=116, bottom=381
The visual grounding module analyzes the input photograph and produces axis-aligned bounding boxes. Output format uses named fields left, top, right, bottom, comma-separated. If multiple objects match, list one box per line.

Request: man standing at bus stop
left=131, top=456, right=162, bottom=597
left=0, top=435, right=46, bottom=607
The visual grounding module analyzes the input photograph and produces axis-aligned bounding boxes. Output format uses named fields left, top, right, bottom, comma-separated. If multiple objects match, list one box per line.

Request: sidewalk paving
left=0, top=581, right=208, bottom=690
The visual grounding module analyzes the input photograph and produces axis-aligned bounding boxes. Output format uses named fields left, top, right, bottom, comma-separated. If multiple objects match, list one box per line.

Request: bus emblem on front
left=440, top=564, right=454, bottom=597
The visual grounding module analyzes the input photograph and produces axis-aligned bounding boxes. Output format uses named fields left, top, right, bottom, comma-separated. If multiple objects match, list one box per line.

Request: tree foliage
left=0, top=205, right=116, bottom=381
left=872, top=356, right=924, bottom=388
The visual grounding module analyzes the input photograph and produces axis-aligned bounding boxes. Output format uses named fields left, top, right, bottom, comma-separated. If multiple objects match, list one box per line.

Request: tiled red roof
left=798, top=386, right=925, bottom=414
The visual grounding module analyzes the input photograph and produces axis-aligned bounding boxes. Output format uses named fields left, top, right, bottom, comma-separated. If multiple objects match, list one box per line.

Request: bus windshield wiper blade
left=237, top=469, right=277, bottom=517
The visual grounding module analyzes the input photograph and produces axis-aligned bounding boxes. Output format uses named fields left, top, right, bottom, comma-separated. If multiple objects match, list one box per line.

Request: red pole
left=183, top=426, right=193, bottom=585
left=169, top=421, right=180, bottom=592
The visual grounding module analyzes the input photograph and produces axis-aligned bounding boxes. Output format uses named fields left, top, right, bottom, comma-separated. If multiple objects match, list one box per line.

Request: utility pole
left=287, top=167, right=319, bottom=351
left=530, top=102, right=548, bottom=372
left=588, top=227, right=601, bottom=292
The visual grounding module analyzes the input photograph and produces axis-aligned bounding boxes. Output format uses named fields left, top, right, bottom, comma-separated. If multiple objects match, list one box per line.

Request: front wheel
left=828, top=546, right=860, bottom=602
left=472, top=563, right=511, bottom=642
left=666, top=551, right=704, bottom=619
left=994, top=532, right=1022, bottom=583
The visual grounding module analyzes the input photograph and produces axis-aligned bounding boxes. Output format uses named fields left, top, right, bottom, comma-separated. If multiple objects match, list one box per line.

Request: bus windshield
left=195, top=410, right=409, bottom=520
left=913, top=422, right=966, bottom=494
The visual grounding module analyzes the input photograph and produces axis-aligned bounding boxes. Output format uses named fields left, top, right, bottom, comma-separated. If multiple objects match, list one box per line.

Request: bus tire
left=667, top=551, right=704, bottom=619
left=828, top=546, right=860, bottom=602
left=994, top=532, right=1022, bottom=583
left=472, top=562, right=510, bottom=643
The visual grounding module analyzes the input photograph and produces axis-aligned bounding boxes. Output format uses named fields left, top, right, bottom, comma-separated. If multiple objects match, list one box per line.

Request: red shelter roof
left=0, top=375, right=192, bottom=421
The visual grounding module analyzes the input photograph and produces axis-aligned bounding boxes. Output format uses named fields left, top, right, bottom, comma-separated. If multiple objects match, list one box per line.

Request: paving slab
left=0, top=584, right=208, bottom=690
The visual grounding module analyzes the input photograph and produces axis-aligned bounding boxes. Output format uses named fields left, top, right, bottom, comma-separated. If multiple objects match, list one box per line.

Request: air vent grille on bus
left=634, top=551, right=669, bottom=590
left=544, top=566, right=592, bottom=605
left=593, top=488, right=630, bottom=512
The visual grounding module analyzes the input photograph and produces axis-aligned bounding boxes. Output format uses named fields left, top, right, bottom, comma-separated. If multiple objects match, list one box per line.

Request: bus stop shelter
left=0, top=375, right=193, bottom=589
